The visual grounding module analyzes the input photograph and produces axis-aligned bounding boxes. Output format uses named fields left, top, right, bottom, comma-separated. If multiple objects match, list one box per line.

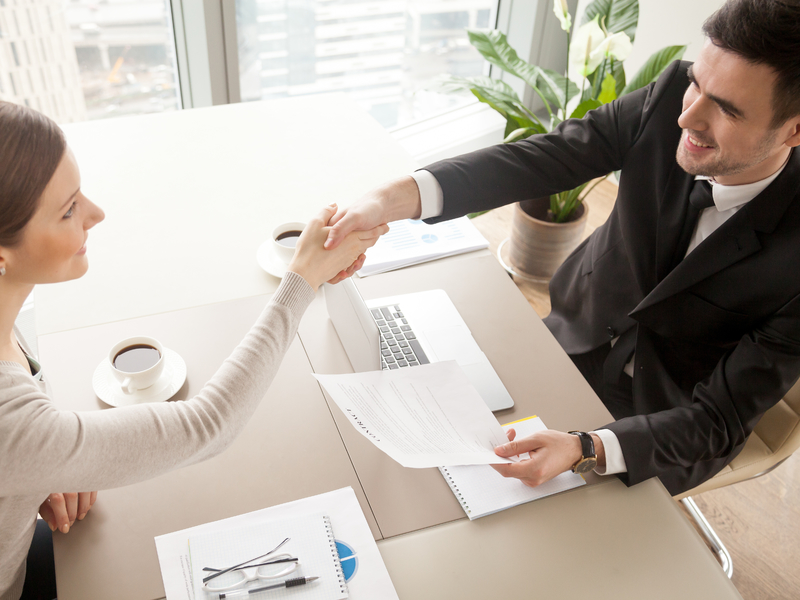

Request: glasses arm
left=202, top=558, right=298, bottom=573
left=201, top=537, right=290, bottom=584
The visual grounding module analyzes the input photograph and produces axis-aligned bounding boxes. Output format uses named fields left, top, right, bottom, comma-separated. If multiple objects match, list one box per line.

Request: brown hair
left=703, top=0, right=800, bottom=128
left=0, top=101, right=66, bottom=247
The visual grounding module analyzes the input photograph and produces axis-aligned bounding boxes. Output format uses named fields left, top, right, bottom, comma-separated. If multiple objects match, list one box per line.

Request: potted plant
left=437, top=0, right=686, bottom=280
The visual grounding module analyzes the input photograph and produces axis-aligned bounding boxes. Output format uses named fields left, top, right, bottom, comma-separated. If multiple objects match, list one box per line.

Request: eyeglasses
left=202, top=538, right=300, bottom=593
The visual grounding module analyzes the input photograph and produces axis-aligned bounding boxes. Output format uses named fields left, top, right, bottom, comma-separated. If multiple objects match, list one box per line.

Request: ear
left=783, top=116, right=800, bottom=148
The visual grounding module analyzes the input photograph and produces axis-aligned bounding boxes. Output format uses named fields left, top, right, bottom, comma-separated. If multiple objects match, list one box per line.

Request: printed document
left=313, top=361, right=516, bottom=468
left=357, top=216, right=489, bottom=277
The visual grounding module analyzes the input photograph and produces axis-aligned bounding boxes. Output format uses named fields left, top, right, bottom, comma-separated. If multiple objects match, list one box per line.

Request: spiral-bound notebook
left=188, top=512, right=348, bottom=599
left=439, top=416, right=586, bottom=520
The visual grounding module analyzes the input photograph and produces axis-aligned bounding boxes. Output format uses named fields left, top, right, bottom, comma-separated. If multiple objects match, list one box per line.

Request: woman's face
left=2, top=148, right=105, bottom=285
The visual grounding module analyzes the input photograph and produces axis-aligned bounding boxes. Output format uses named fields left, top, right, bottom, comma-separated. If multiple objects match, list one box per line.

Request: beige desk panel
left=298, top=253, right=614, bottom=539
left=38, top=295, right=376, bottom=600
left=378, top=477, right=742, bottom=599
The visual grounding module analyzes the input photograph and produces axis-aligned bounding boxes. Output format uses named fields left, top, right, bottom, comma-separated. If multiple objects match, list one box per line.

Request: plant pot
left=508, top=197, right=589, bottom=282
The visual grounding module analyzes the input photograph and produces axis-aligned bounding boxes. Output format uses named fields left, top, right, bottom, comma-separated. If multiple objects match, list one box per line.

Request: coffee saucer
left=92, top=348, right=187, bottom=408
left=256, top=239, right=289, bottom=279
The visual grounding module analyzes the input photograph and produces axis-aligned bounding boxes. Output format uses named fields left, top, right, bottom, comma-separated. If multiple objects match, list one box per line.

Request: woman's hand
left=38, top=491, right=98, bottom=534
left=289, top=204, right=388, bottom=290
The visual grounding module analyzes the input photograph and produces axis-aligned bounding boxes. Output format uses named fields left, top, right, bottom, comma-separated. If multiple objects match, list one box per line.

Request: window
left=233, top=0, right=498, bottom=129
left=0, top=1, right=182, bottom=123
left=66, top=0, right=182, bottom=120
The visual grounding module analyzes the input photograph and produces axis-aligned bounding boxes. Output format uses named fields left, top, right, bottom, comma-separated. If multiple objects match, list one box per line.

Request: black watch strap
left=568, top=431, right=595, bottom=459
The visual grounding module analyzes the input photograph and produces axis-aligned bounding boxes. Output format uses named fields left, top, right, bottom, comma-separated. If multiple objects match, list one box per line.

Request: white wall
left=575, top=0, right=726, bottom=80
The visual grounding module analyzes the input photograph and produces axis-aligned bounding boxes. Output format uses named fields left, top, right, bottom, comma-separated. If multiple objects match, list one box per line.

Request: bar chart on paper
left=357, top=216, right=489, bottom=276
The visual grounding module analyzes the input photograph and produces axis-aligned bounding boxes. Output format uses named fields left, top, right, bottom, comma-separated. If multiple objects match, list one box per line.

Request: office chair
left=674, top=379, right=800, bottom=578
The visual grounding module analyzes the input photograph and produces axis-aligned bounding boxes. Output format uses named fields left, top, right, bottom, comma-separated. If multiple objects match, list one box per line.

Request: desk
left=34, top=97, right=742, bottom=599
left=38, top=295, right=376, bottom=600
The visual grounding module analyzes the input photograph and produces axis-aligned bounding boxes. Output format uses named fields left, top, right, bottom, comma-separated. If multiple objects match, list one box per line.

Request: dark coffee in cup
left=275, top=230, right=302, bottom=248
left=113, top=344, right=161, bottom=373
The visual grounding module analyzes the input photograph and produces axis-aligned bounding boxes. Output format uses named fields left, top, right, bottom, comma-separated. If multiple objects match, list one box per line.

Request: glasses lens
left=205, top=569, right=246, bottom=591
left=256, top=556, right=298, bottom=579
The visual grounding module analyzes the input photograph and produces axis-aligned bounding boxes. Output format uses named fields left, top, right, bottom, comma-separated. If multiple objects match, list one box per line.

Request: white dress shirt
left=410, top=159, right=788, bottom=476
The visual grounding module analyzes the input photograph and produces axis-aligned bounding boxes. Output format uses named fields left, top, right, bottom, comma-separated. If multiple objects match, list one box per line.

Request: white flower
left=553, top=0, right=571, bottom=33
left=568, top=16, right=606, bottom=77
left=591, top=31, right=633, bottom=64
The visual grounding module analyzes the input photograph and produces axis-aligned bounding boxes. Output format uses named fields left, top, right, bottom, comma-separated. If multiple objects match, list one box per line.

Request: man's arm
left=324, top=67, right=671, bottom=249
left=609, top=292, right=800, bottom=492
left=325, top=176, right=422, bottom=249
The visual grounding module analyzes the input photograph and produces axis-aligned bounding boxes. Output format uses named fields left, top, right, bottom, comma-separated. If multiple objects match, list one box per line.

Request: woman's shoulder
left=0, top=362, right=50, bottom=409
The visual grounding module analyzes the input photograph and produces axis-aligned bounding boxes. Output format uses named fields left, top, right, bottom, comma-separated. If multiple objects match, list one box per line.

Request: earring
left=0, top=267, right=5, bottom=276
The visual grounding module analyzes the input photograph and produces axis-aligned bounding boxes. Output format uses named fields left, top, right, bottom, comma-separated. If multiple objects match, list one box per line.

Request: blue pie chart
left=421, top=233, right=438, bottom=243
left=336, top=540, right=358, bottom=581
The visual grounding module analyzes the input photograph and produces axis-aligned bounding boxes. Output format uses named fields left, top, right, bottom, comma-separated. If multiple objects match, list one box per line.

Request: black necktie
left=669, top=179, right=714, bottom=272
left=689, top=179, right=715, bottom=210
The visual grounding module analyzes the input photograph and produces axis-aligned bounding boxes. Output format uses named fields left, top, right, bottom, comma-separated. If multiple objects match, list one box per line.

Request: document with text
left=313, top=361, right=517, bottom=468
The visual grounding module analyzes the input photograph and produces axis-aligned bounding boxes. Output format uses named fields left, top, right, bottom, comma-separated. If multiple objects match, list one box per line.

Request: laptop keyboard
left=370, top=305, right=430, bottom=370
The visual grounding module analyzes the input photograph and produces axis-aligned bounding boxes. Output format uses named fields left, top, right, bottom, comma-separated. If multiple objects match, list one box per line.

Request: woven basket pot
left=509, top=197, right=589, bottom=282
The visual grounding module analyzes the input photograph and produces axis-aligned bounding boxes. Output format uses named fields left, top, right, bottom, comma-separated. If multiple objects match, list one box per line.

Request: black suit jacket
left=424, top=61, right=800, bottom=495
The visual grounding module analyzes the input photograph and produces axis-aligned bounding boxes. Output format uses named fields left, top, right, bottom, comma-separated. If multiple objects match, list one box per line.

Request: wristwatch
left=568, top=431, right=597, bottom=474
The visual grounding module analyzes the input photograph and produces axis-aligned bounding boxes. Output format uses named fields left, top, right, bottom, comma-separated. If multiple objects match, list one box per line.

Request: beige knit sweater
left=0, top=272, right=315, bottom=600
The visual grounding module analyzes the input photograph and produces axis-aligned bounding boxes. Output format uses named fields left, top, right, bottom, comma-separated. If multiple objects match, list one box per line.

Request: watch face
left=574, top=458, right=597, bottom=474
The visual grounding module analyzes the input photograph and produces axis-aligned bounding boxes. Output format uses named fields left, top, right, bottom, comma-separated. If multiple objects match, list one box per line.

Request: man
left=325, top=0, right=800, bottom=496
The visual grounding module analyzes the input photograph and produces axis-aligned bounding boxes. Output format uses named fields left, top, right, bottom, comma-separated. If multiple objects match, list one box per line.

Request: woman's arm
left=0, top=206, right=387, bottom=496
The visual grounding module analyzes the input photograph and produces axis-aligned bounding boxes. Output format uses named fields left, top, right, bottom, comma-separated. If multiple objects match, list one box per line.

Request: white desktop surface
left=35, top=94, right=418, bottom=336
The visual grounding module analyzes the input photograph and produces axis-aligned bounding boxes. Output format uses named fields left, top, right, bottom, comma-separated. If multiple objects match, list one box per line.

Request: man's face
left=676, top=40, right=796, bottom=185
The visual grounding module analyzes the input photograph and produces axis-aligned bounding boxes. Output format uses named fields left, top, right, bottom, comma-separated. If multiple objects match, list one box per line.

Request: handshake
left=286, top=176, right=422, bottom=291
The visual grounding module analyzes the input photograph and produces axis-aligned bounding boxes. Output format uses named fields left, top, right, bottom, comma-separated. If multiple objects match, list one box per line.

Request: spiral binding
left=323, top=515, right=349, bottom=595
left=439, top=467, right=472, bottom=516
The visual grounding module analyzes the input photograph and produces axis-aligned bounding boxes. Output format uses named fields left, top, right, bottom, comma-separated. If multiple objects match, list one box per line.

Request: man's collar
left=695, top=153, right=791, bottom=213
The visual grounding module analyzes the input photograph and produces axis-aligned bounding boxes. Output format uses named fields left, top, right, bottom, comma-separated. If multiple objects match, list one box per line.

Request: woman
left=0, top=101, right=386, bottom=600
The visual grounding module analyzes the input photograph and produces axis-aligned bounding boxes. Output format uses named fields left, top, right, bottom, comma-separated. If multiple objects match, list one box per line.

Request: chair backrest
left=674, top=378, right=800, bottom=500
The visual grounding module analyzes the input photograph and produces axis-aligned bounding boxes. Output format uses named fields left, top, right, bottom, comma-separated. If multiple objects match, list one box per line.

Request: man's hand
left=325, top=176, right=422, bottom=250
left=38, top=491, right=98, bottom=533
left=326, top=253, right=367, bottom=285
left=491, top=430, right=605, bottom=487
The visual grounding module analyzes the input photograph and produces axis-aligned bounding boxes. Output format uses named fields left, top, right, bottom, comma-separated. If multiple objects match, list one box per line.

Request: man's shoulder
left=645, top=60, right=691, bottom=110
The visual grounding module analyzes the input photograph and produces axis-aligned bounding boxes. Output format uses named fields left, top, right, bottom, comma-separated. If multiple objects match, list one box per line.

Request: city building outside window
left=234, top=0, right=498, bottom=129
left=0, top=0, right=181, bottom=123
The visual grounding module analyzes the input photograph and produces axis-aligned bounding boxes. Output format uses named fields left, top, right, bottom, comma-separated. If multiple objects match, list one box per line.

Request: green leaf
left=466, top=29, right=559, bottom=113
left=622, top=45, right=687, bottom=95
left=504, top=126, right=546, bottom=143
left=585, top=56, right=625, bottom=101
left=582, top=0, right=639, bottom=42
left=433, top=74, right=540, bottom=131
left=535, top=67, right=581, bottom=113
left=598, top=73, right=617, bottom=103
left=569, top=99, right=602, bottom=119
left=550, top=182, right=590, bottom=222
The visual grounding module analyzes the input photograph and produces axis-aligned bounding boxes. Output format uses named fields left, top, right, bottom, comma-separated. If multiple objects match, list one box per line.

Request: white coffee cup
left=260, top=221, right=306, bottom=278
left=109, top=336, right=165, bottom=395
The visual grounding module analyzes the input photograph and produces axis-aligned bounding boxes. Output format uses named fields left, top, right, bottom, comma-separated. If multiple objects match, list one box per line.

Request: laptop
left=323, top=279, right=514, bottom=412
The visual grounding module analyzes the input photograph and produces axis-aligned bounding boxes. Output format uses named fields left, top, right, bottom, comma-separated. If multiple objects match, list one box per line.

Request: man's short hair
left=703, top=0, right=800, bottom=128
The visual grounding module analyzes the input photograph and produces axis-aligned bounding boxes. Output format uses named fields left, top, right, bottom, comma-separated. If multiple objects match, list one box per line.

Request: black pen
left=219, top=576, right=319, bottom=598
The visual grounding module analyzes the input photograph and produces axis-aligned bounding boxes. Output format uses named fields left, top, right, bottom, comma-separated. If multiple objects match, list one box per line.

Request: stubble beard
left=675, top=129, right=779, bottom=178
